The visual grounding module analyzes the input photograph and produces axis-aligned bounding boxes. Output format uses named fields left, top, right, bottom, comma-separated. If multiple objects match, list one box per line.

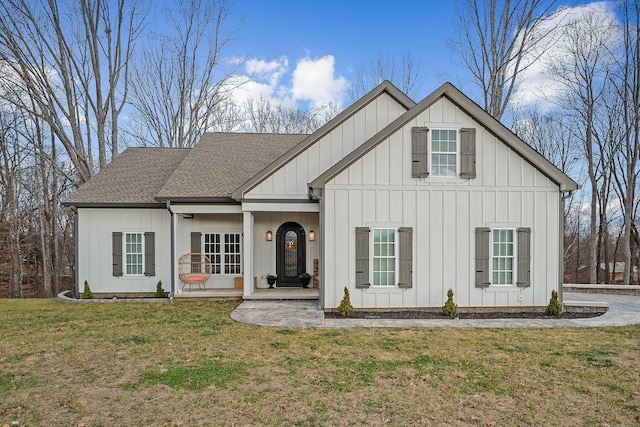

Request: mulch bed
left=324, top=310, right=607, bottom=320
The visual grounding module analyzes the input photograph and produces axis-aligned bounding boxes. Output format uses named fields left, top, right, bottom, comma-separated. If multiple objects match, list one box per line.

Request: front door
left=276, top=222, right=306, bottom=287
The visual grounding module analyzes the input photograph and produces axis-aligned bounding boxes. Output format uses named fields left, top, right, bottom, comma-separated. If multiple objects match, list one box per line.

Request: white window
left=492, top=229, right=514, bottom=285
left=224, top=233, right=241, bottom=274
left=431, top=129, right=458, bottom=177
left=204, top=233, right=241, bottom=275
left=125, top=232, right=144, bottom=275
left=372, top=228, right=397, bottom=286
left=204, top=233, right=221, bottom=274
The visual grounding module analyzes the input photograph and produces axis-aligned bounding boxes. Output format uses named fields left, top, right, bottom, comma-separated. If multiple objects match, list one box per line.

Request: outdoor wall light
left=309, top=230, right=315, bottom=241
left=266, top=230, right=273, bottom=241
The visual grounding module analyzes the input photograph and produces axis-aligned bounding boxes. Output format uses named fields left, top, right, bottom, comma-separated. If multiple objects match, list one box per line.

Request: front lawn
left=1, top=300, right=639, bottom=426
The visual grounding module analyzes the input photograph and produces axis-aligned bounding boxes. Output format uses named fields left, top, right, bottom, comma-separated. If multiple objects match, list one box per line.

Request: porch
left=171, top=202, right=320, bottom=300
left=173, top=287, right=319, bottom=301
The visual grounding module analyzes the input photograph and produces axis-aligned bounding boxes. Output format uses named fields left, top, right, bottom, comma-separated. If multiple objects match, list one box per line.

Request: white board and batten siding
left=324, top=97, right=562, bottom=309
left=244, top=92, right=409, bottom=199
left=77, top=208, right=171, bottom=294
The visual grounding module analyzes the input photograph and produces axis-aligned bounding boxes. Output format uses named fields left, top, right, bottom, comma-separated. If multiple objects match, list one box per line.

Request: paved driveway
left=230, top=292, right=640, bottom=328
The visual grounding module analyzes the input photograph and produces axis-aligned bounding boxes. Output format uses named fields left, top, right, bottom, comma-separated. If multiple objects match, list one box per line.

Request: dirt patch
left=325, top=310, right=606, bottom=320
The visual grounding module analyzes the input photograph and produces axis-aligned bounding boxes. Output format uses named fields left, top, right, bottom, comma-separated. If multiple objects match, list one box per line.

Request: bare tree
left=451, top=0, right=559, bottom=120
left=0, top=0, right=144, bottom=183
left=512, top=108, right=583, bottom=274
left=612, top=0, right=640, bottom=285
left=128, top=0, right=238, bottom=148
left=240, top=98, right=340, bottom=134
left=348, top=52, right=423, bottom=102
left=544, top=8, right=618, bottom=284
left=0, top=108, right=27, bottom=298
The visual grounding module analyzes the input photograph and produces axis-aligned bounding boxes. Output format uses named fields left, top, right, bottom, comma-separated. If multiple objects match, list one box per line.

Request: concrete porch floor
left=173, top=287, right=319, bottom=301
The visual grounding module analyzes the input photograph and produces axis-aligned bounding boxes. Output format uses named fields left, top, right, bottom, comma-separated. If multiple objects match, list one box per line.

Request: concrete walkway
left=229, top=292, right=640, bottom=328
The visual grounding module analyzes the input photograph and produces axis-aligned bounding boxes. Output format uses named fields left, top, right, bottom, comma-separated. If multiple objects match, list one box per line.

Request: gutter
left=166, top=200, right=176, bottom=302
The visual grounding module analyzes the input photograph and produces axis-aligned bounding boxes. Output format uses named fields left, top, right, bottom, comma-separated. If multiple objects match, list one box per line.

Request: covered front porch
left=169, top=201, right=321, bottom=302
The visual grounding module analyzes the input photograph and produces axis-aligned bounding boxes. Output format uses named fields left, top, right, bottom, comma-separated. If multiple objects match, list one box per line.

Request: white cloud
left=227, top=54, right=347, bottom=110
left=291, top=55, right=347, bottom=107
left=245, top=56, right=289, bottom=88
left=225, top=75, right=275, bottom=105
left=512, top=1, right=619, bottom=110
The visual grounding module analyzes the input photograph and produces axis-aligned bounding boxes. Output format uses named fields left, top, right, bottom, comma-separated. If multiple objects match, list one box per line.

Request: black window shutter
left=517, top=228, right=531, bottom=287
left=355, top=227, right=370, bottom=288
left=191, top=232, right=201, bottom=253
left=475, top=227, right=490, bottom=288
left=412, top=127, right=429, bottom=178
left=398, top=227, right=413, bottom=288
left=144, top=232, right=155, bottom=277
left=460, top=128, right=476, bottom=179
left=112, top=232, right=123, bottom=277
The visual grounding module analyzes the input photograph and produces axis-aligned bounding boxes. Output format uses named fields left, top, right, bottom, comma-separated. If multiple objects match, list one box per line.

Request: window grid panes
left=431, top=129, right=457, bottom=177
left=204, top=233, right=221, bottom=274
left=492, top=229, right=514, bottom=285
left=125, top=233, right=143, bottom=275
left=373, top=229, right=396, bottom=286
left=204, top=233, right=241, bottom=275
left=225, top=234, right=241, bottom=274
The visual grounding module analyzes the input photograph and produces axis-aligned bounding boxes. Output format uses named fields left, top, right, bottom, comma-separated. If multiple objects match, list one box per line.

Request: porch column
left=243, top=210, right=254, bottom=298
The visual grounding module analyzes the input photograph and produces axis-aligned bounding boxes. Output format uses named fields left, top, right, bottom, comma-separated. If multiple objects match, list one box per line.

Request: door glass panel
left=284, top=230, right=298, bottom=278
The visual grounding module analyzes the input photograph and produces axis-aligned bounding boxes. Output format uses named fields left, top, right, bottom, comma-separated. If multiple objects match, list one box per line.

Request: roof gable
left=310, top=82, right=578, bottom=192
left=231, top=80, right=416, bottom=200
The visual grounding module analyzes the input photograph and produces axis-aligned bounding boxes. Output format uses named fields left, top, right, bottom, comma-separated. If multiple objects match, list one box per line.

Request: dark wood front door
left=276, top=222, right=306, bottom=287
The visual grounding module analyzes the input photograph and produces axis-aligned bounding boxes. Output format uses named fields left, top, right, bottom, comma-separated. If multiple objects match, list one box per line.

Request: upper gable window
left=431, top=129, right=458, bottom=177
left=411, top=127, right=476, bottom=179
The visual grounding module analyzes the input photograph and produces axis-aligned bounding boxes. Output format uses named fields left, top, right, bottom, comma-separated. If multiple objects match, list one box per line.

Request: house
left=63, top=81, right=578, bottom=311
left=599, top=263, right=639, bottom=284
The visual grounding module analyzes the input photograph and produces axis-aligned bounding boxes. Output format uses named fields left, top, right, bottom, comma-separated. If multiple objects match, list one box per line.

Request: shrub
left=442, top=288, right=458, bottom=318
left=81, top=280, right=93, bottom=299
left=545, top=290, right=562, bottom=316
left=336, top=287, right=354, bottom=317
left=154, top=281, right=166, bottom=298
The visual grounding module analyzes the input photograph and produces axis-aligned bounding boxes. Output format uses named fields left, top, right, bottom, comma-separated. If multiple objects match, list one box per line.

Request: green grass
left=0, top=299, right=639, bottom=426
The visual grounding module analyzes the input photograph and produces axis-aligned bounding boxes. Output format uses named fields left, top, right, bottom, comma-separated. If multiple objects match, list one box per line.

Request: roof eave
left=440, top=87, right=579, bottom=192
left=231, top=80, right=416, bottom=200
left=310, top=82, right=579, bottom=192
left=154, top=196, right=239, bottom=204
left=62, top=202, right=165, bottom=209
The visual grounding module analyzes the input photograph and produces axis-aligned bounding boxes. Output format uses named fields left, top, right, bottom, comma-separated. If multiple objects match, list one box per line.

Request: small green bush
left=154, top=281, right=166, bottom=298
left=336, top=287, right=354, bottom=317
left=81, top=280, right=93, bottom=299
left=442, top=288, right=458, bottom=318
left=545, top=290, right=562, bottom=316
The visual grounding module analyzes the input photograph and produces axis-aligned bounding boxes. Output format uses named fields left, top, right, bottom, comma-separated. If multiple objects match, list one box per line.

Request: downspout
left=308, top=185, right=323, bottom=311
left=166, top=200, right=176, bottom=302
left=559, top=189, right=574, bottom=309
left=71, top=206, right=79, bottom=298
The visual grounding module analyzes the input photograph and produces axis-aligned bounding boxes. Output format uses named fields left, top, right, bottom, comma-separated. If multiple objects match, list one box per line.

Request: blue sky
left=221, top=0, right=461, bottom=106
left=231, top=0, right=455, bottom=91
left=204, top=1, right=614, bottom=109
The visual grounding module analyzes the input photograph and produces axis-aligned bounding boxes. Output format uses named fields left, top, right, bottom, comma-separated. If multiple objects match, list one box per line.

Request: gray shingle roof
left=63, top=133, right=307, bottom=206
left=155, top=133, right=306, bottom=200
left=63, top=148, right=190, bottom=206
